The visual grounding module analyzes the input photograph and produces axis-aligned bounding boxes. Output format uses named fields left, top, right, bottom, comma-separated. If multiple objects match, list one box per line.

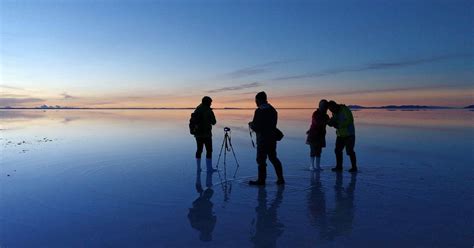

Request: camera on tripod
left=215, top=126, right=239, bottom=171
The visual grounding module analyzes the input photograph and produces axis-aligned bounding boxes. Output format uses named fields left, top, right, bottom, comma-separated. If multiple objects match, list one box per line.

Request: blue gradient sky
left=1, top=0, right=472, bottom=107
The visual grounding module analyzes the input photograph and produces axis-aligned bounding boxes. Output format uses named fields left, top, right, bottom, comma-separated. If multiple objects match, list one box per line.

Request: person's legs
left=314, top=146, right=323, bottom=170
left=268, top=141, right=284, bottom=184
left=203, top=137, right=216, bottom=172
left=309, top=144, right=316, bottom=170
left=249, top=145, right=267, bottom=185
left=195, top=137, right=204, bottom=159
left=204, top=137, right=213, bottom=159
left=345, top=136, right=357, bottom=172
left=332, top=137, right=345, bottom=171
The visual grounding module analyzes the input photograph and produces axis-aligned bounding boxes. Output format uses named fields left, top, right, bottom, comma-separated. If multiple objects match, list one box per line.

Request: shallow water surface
left=1, top=109, right=473, bottom=247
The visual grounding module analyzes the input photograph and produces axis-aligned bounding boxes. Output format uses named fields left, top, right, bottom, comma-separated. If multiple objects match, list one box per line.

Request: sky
left=1, top=0, right=473, bottom=108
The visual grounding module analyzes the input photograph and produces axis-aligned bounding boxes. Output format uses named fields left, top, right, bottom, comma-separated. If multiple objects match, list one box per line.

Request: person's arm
left=327, top=114, right=337, bottom=128
left=249, top=109, right=262, bottom=132
left=210, top=110, right=216, bottom=125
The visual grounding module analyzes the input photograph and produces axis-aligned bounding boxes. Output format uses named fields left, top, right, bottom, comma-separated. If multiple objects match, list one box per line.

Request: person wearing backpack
left=190, top=96, right=217, bottom=172
left=248, top=91, right=285, bottom=186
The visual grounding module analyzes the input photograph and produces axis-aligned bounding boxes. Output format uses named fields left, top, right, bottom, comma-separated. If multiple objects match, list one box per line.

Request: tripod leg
left=224, top=145, right=227, bottom=181
left=215, top=135, right=226, bottom=169
left=229, top=145, right=240, bottom=168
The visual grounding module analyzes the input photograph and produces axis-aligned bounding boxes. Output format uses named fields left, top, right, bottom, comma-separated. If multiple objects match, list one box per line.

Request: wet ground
left=1, top=109, right=473, bottom=247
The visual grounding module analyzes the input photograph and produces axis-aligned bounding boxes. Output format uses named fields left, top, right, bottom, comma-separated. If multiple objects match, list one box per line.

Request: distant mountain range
left=347, top=105, right=456, bottom=109
left=0, top=104, right=473, bottom=110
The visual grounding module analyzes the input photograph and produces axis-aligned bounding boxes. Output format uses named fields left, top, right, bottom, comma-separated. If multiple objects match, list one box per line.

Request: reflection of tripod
left=215, top=127, right=240, bottom=172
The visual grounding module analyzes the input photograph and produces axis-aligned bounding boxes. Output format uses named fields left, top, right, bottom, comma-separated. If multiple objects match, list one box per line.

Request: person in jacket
left=192, top=96, right=217, bottom=172
left=327, top=100, right=358, bottom=172
left=248, top=91, right=285, bottom=185
left=306, top=99, right=330, bottom=171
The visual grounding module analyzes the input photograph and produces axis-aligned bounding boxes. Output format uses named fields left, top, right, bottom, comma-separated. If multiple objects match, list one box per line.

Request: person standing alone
left=248, top=92, right=285, bottom=185
left=190, top=96, right=217, bottom=172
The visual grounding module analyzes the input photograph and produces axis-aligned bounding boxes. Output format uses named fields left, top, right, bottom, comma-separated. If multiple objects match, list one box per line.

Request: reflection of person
left=306, top=99, right=330, bottom=171
left=191, top=96, right=217, bottom=172
left=326, top=173, right=357, bottom=240
left=307, top=170, right=328, bottom=239
left=327, top=100, right=358, bottom=172
left=248, top=91, right=285, bottom=185
left=188, top=170, right=216, bottom=242
left=251, top=186, right=285, bottom=247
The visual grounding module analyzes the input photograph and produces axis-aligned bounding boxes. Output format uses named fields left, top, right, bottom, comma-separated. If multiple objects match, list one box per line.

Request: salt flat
left=1, top=109, right=472, bottom=247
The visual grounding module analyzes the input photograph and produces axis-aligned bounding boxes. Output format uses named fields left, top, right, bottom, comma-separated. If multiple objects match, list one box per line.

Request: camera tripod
left=215, top=127, right=240, bottom=203
left=215, top=127, right=240, bottom=176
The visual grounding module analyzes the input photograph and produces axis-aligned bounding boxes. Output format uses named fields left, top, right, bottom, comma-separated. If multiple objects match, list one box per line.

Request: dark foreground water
left=1, top=109, right=473, bottom=247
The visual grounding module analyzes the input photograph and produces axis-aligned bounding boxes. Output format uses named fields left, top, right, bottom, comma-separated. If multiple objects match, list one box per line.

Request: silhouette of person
left=326, top=173, right=357, bottom=240
left=250, top=186, right=285, bottom=247
left=327, top=100, right=358, bottom=172
left=306, top=99, right=330, bottom=171
left=248, top=91, right=285, bottom=185
left=307, top=170, right=329, bottom=240
left=188, top=170, right=216, bottom=242
left=191, top=96, right=217, bottom=172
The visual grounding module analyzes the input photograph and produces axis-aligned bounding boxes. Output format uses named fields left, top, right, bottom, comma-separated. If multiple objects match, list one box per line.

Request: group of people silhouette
left=189, top=91, right=358, bottom=186
left=188, top=91, right=359, bottom=244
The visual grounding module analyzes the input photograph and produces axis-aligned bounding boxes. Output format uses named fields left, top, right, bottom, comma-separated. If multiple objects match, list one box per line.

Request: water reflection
left=188, top=169, right=216, bottom=242
left=250, top=186, right=285, bottom=248
left=326, top=173, right=357, bottom=240
left=307, top=171, right=328, bottom=240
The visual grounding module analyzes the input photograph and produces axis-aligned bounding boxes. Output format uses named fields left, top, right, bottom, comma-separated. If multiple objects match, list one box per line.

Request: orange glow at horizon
left=1, top=85, right=472, bottom=108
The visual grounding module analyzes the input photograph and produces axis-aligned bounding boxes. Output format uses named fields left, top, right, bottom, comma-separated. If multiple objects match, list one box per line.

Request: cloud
left=0, top=97, right=44, bottom=106
left=206, top=82, right=262, bottom=93
left=0, top=85, right=25, bottom=90
left=61, top=92, right=76, bottom=99
left=224, top=60, right=297, bottom=79
left=274, top=53, right=473, bottom=81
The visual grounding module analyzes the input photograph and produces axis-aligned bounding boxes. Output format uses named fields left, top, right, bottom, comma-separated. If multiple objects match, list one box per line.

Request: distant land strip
left=0, top=105, right=473, bottom=110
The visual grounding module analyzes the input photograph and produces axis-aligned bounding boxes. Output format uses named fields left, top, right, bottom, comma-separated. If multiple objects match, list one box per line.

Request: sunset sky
left=1, top=0, right=472, bottom=108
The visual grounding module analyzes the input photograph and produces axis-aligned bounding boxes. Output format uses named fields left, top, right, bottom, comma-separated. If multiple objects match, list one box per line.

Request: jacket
left=330, top=105, right=355, bottom=137
left=250, top=103, right=278, bottom=145
left=306, top=109, right=329, bottom=146
left=193, top=104, right=216, bottom=138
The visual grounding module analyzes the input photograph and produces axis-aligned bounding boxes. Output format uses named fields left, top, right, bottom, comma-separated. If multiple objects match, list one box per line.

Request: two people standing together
left=190, top=91, right=358, bottom=187
left=306, top=99, right=358, bottom=172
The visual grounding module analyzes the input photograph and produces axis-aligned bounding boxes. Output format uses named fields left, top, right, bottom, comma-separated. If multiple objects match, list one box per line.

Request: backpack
left=189, top=112, right=199, bottom=135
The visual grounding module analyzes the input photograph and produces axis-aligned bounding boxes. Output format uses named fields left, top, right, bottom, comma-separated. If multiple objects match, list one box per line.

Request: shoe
left=276, top=179, right=285, bottom=185
left=348, top=167, right=358, bottom=173
left=249, top=180, right=265, bottom=186
left=331, top=167, right=343, bottom=172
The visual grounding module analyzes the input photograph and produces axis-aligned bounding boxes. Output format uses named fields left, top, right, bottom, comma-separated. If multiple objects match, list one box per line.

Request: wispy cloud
left=61, top=92, right=76, bottom=99
left=274, top=53, right=473, bottom=81
left=0, top=85, right=25, bottom=90
left=224, top=60, right=297, bottom=79
left=0, top=97, right=44, bottom=106
left=206, top=82, right=262, bottom=93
